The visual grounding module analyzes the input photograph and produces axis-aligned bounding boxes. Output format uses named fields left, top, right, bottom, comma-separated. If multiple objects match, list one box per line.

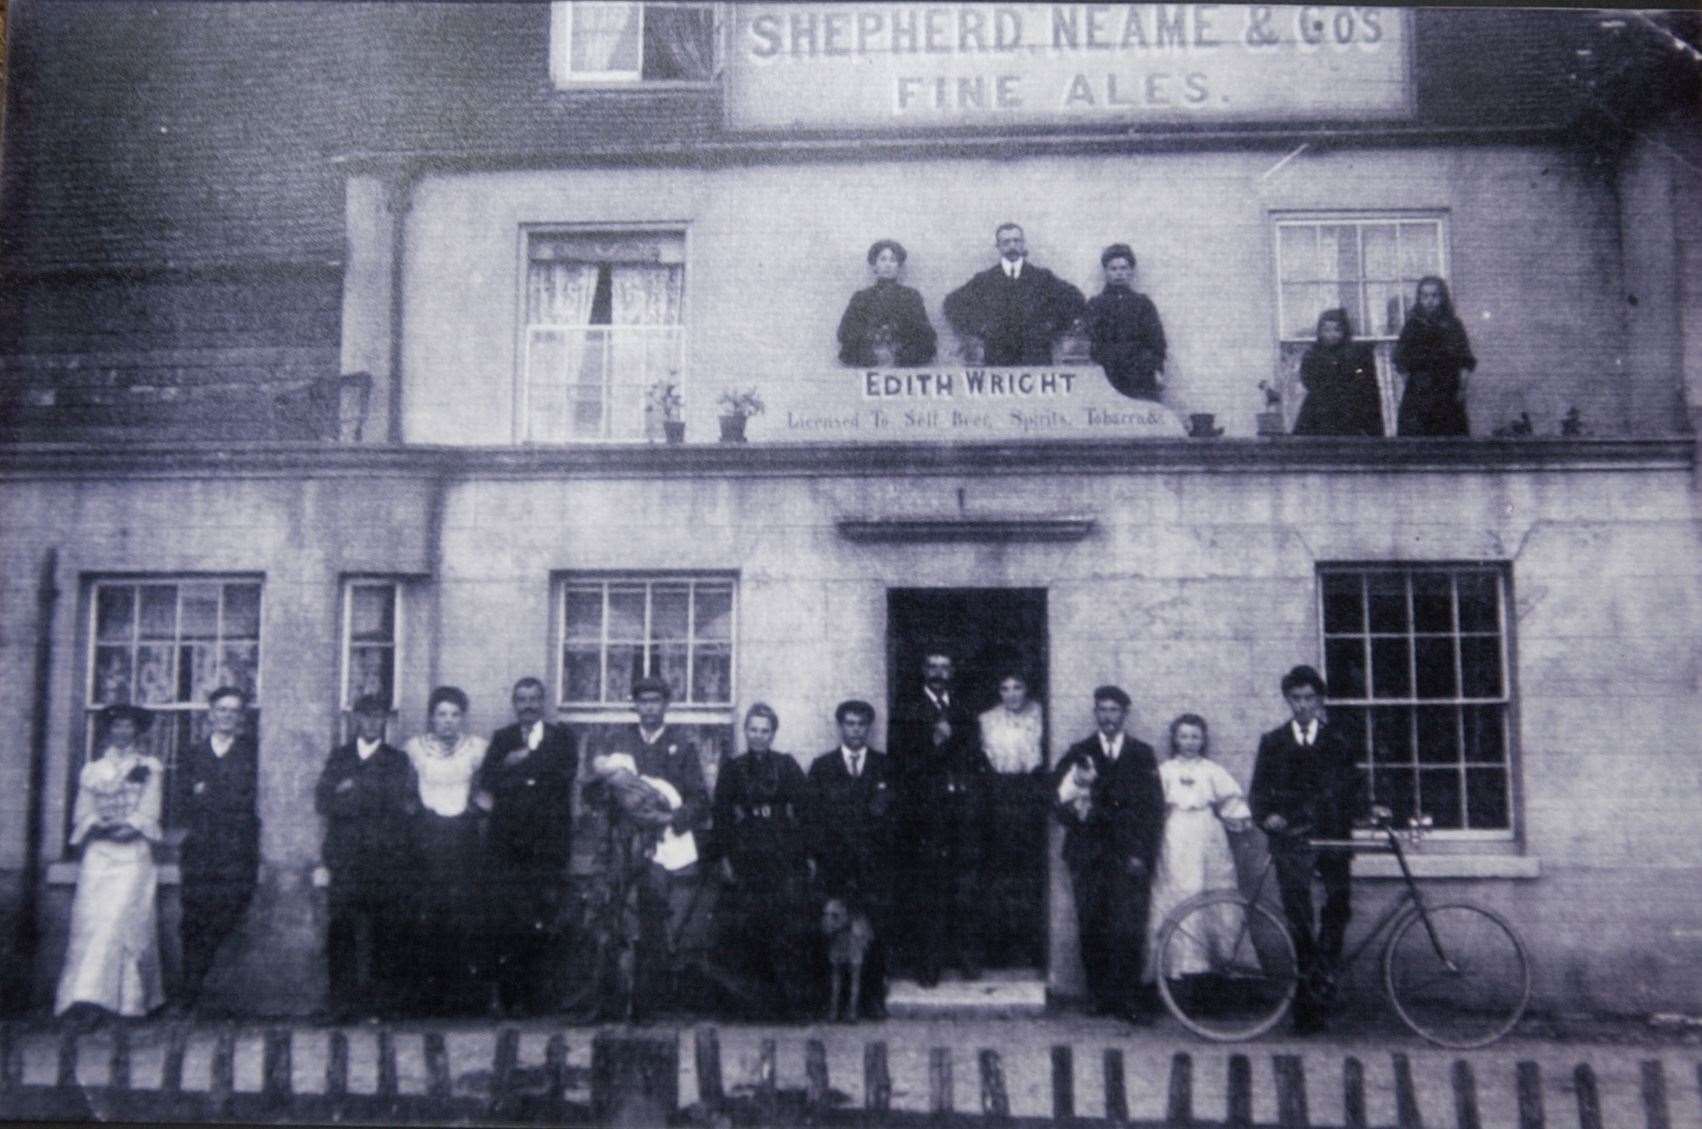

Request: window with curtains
left=341, top=579, right=400, bottom=711
left=523, top=230, right=687, bottom=443
left=1271, top=214, right=1448, bottom=433
left=82, top=578, right=263, bottom=833
left=1318, top=565, right=1515, bottom=837
left=549, top=3, right=719, bottom=86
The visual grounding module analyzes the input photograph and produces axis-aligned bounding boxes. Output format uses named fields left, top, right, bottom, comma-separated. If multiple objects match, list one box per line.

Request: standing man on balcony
left=944, top=222, right=1086, bottom=366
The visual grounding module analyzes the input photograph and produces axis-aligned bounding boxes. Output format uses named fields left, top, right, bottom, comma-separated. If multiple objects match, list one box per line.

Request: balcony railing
left=523, top=324, right=685, bottom=443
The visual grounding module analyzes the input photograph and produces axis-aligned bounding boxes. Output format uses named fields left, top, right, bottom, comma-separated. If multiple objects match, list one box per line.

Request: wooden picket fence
left=0, top=1020, right=1694, bottom=1127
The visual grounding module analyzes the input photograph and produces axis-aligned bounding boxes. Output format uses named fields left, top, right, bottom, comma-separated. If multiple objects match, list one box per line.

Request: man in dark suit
left=314, top=693, right=417, bottom=1020
left=944, top=222, right=1087, bottom=365
left=1052, top=684, right=1165, bottom=1024
left=710, top=702, right=812, bottom=1018
left=1250, top=664, right=1366, bottom=1033
left=480, top=676, right=579, bottom=1017
left=590, top=675, right=709, bottom=1018
left=888, top=650, right=990, bottom=986
left=804, top=699, right=897, bottom=1019
left=175, top=685, right=261, bottom=1013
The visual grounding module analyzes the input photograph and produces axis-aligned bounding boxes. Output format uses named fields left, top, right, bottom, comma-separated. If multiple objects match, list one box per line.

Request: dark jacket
left=889, top=686, right=989, bottom=851
left=804, top=747, right=897, bottom=901
left=480, top=722, right=579, bottom=872
left=1293, top=342, right=1384, bottom=436
left=837, top=281, right=938, bottom=367
left=943, top=261, right=1087, bottom=366
left=1050, top=734, right=1164, bottom=876
left=591, top=724, right=709, bottom=835
left=1393, top=313, right=1476, bottom=437
left=711, top=750, right=809, bottom=880
left=177, top=734, right=261, bottom=883
left=314, top=740, right=417, bottom=879
left=1084, top=286, right=1167, bottom=398
left=1249, top=720, right=1365, bottom=842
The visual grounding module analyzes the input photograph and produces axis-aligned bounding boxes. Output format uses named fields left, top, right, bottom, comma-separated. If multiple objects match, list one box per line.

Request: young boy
left=1249, top=665, right=1365, bottom=1033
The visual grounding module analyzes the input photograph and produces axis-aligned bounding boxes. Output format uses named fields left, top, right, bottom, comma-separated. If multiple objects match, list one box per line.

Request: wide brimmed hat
left=97, top=702, right=154, bottom=732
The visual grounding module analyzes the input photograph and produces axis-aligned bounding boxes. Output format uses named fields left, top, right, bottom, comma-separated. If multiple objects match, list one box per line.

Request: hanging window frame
left=548, top=2, right=724, bottom=88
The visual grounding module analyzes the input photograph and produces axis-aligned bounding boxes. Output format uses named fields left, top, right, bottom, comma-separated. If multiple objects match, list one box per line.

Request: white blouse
left=979, top=702, right=1045, bottom=775
left=69, top=750, right=164, bottom=846
left=1158, top=756, right=1251, bottom=819
left=405, top=733, right=488, bottom=817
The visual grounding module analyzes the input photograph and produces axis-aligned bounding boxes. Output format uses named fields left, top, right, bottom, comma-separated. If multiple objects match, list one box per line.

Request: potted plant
left=1256, top=380, right=1285, bottom=436
left=717, top=387, right=765, bottom=443
left=646, top=379, right=686, bottom=444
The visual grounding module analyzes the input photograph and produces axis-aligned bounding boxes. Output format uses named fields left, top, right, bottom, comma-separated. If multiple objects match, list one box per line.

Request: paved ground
left=7, top=1008, right=1701, bottom=1125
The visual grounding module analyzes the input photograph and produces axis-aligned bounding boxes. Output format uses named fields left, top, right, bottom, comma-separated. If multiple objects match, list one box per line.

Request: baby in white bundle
left=591, top=752, right=698, bottom=870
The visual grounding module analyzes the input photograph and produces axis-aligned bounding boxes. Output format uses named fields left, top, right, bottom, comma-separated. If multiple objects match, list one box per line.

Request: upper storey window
left=551, top=3, right=719, bottom=86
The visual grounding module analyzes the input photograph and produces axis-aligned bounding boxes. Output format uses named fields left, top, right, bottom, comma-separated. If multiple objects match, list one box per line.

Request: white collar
left=1100, top=731, right=1124, bottom=759
left=1004, top=258, right=1023, bottom=279
left=355, top=737, right=381, bottom=761
left=521, top=719, right=544, bottom=747
left=1292, top=719, right=1319, bottom=746
left=841, top=745, right=867, bottom=771
left=209, top=733, right=235, bottom=757
left=926, top=687, right=950, bottom=708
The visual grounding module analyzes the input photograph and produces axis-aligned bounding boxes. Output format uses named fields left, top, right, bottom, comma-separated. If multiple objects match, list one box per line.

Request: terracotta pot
left=663, top=420, right=686, bottom=445
left=718, top=415, right=747, bottom=443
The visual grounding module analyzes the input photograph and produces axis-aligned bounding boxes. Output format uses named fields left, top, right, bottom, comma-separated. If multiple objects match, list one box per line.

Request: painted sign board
left=764, top=367, right=1191, bottom=441
left=725, top=4, right=1412, bottom=131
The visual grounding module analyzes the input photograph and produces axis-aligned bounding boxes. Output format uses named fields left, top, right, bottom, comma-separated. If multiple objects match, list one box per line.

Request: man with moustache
left=944, top=221, right=1087, bottom=366
left=480, top=676, right=579, bottom=1017
left=1052, top=684, right=1165, bottom=1025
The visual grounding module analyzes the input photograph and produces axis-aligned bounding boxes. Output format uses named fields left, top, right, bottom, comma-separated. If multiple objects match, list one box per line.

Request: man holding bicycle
left=1250, top=665, right=1366, bottom=1034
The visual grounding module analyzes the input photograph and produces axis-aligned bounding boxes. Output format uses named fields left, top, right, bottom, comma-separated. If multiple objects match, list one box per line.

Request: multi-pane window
left=1276, top=215, right=1447, bottom=342
left=550, top=2, right=718, bottom=85
left=560, top=577, right=733, bottom=706
left=84, top=579, right=262, bottom=831
left=341, top=580, right=400, bottom=712
left=1319, top=566, right=1513, bottom=835
left=555, top=574, right=736, bottom=872
left=523, top=230, right=686, bottom=443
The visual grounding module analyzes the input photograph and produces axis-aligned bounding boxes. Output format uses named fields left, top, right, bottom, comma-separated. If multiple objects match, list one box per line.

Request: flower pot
left=1188, top=412, right=1224, bottom=439
left=718, top=415, right=748, bottom=443
left=1256, top=411, right=1286, bottom=437
left=663, top=420, right=686, bottom=445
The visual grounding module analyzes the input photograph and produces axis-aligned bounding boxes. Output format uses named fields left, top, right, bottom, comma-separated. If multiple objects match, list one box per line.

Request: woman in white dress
left=403, top=685, right=490, bottom=1015
left=1145, top=713, right=1252, bottom=985
left=56, top=704, right=166, bottom=1025
left=977, top=670, right=1047, bottom=968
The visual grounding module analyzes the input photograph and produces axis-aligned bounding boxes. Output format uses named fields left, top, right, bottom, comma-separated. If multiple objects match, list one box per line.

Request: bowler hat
left=1092, top=684, right=1132, bottom=709
left=630, top=675, right=673, bottom=701
left=98, top=703, right=154, bottom=733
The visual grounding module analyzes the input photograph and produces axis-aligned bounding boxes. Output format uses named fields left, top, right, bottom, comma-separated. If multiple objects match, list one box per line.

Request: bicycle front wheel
left=1383, top=903, right=1531, bottom=1048
left=1156, top=892, right=1299, bottom=1041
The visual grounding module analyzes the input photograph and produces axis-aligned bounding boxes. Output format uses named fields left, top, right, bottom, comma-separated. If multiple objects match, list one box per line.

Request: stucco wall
left=1, top=451, right=1697, bottom=1013
left=392, top=142, right=1653, bottom=446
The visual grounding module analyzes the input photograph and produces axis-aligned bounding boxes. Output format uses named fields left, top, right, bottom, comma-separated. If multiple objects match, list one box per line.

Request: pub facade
left=2, top=2, right=1699, bottom=1018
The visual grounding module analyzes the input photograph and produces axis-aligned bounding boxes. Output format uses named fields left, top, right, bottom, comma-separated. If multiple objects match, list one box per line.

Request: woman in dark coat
left=1292, top=308, right=1384, bottom=437
left=1393, top=277, right=1476, bottom=436
left=837, top=239, right=937, bottom=367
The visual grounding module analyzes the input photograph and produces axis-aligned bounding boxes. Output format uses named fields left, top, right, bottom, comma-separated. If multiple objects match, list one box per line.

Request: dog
left=821, top=898, right=875, bottom=1022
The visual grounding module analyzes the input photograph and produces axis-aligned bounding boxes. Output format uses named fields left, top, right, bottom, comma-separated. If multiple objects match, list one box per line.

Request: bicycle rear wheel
left=1383, top=903, right=1531, bottom=1048
left=1155, top=892, right=1299, bottom=1041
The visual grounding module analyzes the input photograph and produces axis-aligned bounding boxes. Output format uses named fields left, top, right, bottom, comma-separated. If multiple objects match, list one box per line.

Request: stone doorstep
left=885, top=976, right=1048, bottom=1017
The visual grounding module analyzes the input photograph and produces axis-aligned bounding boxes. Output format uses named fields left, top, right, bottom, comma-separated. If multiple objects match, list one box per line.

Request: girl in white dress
left=1145, top=714, right=1252, bottom=984
left=56, top=704, right=167, bottom=1024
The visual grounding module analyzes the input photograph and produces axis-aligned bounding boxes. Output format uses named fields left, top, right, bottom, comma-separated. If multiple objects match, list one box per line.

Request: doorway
left=887, top=588, right=1049, bottom=975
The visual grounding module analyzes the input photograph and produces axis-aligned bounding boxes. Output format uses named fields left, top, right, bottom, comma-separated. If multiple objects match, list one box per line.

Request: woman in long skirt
left=404, top=685, right=489, bottom=1015
left=1145, top=714, right=1252, bottom=986
left=56, top=704, right=166, bottom=1025
left=977, top=670, right=1048, bottom=969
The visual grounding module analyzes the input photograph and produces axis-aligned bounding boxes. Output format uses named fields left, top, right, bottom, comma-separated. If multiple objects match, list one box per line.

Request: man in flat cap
left=1052, top=684, right=1165, bottom=1024
left=1085, top=244, right=1168, bottom=400
left=588, top=675, right=709, bottom=1018
left=805, top=699, right=897, bottom=1018
left=944, top=222, right=1086, bottom=365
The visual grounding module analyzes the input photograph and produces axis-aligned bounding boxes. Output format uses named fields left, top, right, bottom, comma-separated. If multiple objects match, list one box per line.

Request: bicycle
left=1154, top=808, right=1531, bottom=1048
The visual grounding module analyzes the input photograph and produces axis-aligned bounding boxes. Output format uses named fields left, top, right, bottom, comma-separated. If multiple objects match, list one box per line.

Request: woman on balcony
left=1394, top=277, right=1476, bottom=437
left=1293, top=308, right=1384, bottom=437
left=837, top=239, right=938, bottom=368
left=56, top=704, right=167, bottom=1027
left=404, top=685, right=489, bottom=1015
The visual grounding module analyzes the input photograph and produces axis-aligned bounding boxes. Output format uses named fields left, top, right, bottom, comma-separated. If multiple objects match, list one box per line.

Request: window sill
left=1354, top=854, right=1540, bottom=880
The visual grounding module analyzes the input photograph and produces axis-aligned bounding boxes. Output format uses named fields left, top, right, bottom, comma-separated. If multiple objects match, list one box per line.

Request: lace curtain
left=643, top=5, right=716, bottom=80
left=525, top=262, right=601, bottom=441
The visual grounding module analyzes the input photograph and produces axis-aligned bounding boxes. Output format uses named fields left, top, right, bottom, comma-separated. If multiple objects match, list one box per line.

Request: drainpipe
left=8, top=547, right=58, bottom=1015
left=383, top=164, right=419, bottom=446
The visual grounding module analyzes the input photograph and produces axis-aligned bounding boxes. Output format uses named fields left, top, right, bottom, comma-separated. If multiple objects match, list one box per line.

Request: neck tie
left=850, top=752, right=861, bottom=778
